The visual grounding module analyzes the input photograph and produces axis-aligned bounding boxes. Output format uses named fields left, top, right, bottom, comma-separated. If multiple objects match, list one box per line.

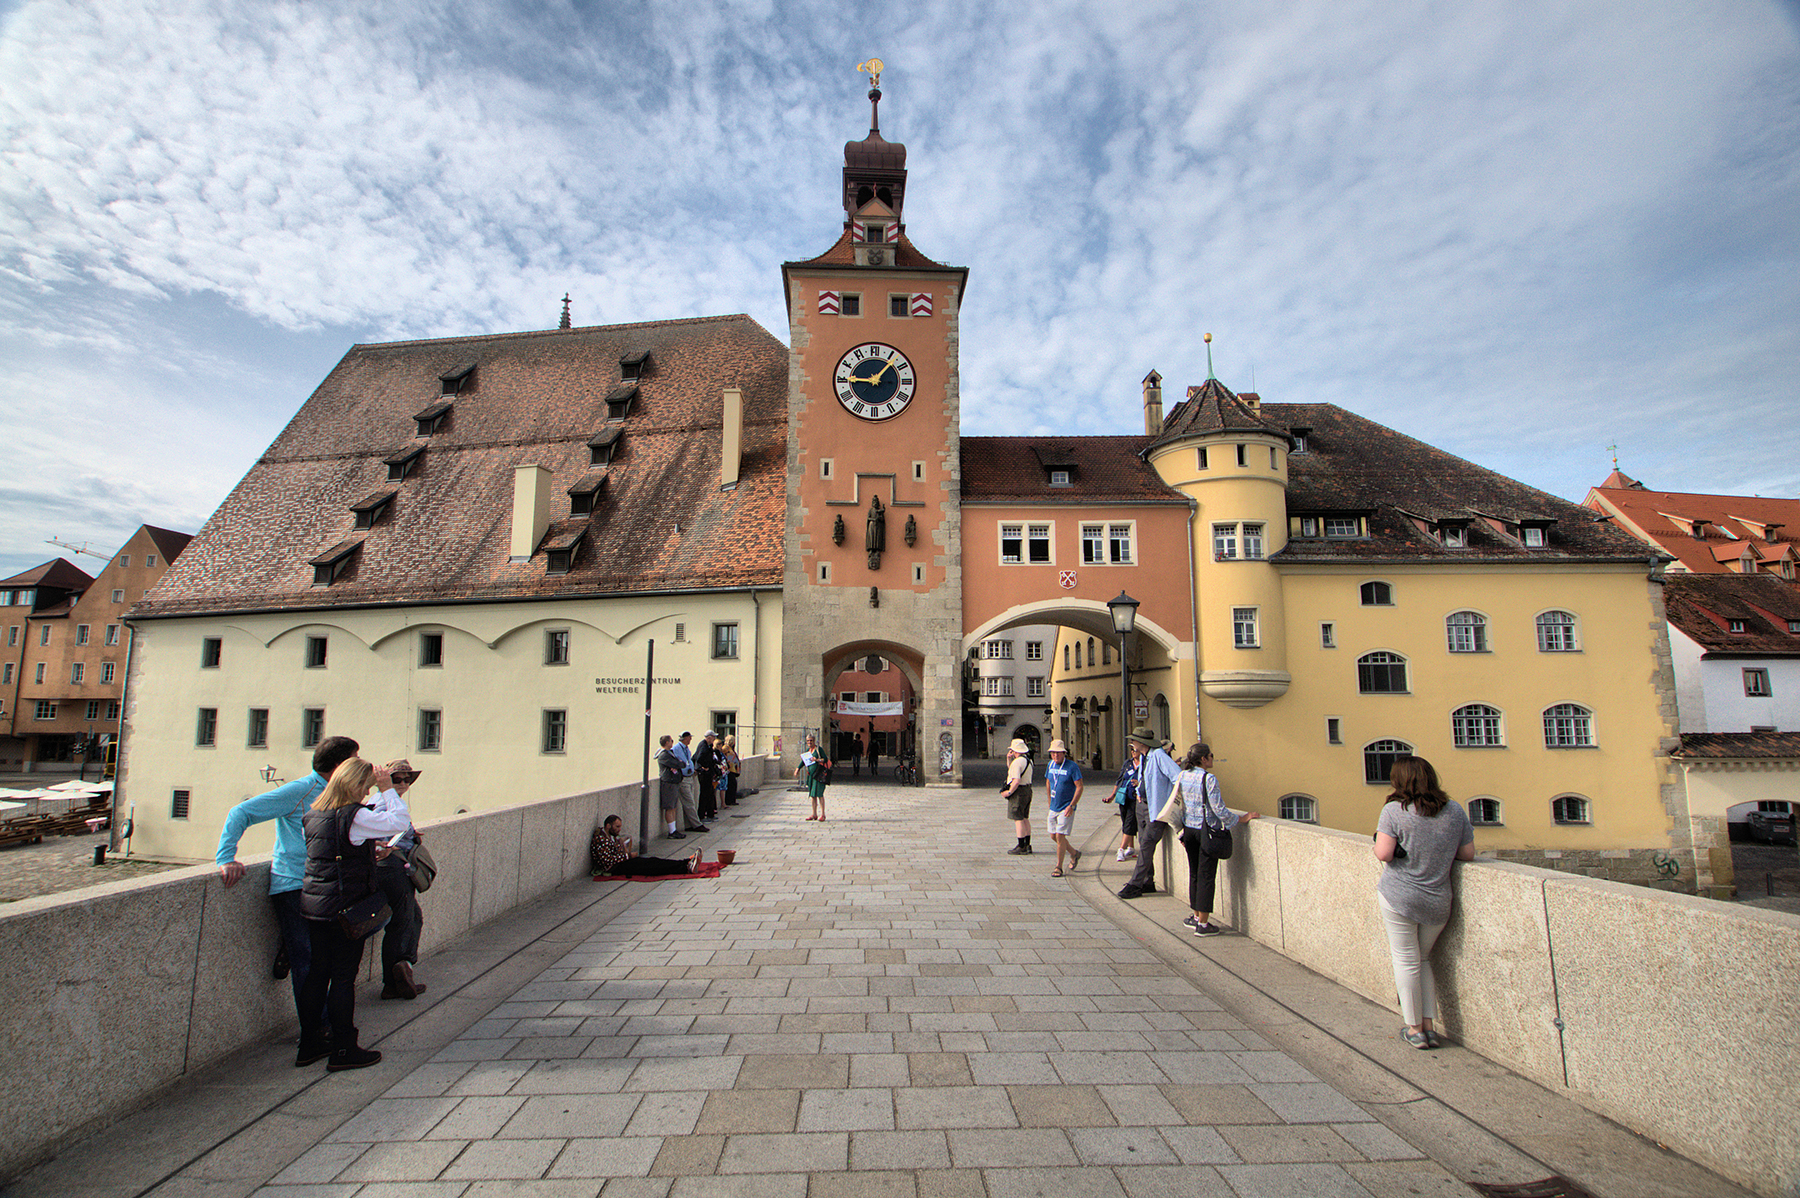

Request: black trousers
left=300, top=917, right=369, bottom=1046
left=375, top=862, right=422, bottom=982
left=1125, top=815, right=1174, bottom=892
left=1180, top=827, right=1223, bottom=913
left=608, top=856, right=692, bottom=877
left=698, top=770, right=720, bottom=820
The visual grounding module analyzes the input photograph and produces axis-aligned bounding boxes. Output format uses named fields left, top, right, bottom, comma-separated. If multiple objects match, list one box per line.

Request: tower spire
left=558, top=293, right=571, bottom=330
left=1204, top=332, right=1215, bottom=380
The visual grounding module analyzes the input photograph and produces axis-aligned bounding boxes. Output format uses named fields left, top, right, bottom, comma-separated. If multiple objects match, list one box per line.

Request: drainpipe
left=750, top=588, right=762, bottom=756
left=112, top=621, right=138, bottom=854
left=1187, top=495, right=1201, bottom=740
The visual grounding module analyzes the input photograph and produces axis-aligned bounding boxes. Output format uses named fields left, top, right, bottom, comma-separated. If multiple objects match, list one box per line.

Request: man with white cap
left=1000, top=737, right=1034, bottom=854
left=1118, top=727, right=1180, bottom=898
left=1043, top=738, right=1084, bottom=876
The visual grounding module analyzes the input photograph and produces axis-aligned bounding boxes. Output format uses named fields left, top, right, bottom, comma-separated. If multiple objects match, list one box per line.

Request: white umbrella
left=48, top=781, right=103, bottom=792
left=0, top=801, right=25, bottom=816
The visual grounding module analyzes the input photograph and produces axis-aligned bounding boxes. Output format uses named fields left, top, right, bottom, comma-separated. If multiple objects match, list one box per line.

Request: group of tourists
left=216, top=735, right=432, bottom=1073
left=1003, top=725, right=1475, bottom=1048
left=652, top=729, right=742, bottom=838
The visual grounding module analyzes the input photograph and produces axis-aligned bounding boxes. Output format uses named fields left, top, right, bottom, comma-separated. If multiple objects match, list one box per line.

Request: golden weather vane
left=857, top=58, right=884, bottom=88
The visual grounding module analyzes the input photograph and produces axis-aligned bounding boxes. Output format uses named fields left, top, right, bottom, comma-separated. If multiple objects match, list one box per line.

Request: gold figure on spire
left=857, top=59, right=884, bottom=88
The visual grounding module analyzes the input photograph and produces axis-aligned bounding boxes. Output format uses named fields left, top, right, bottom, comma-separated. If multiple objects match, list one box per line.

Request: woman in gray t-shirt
left=1373, top=757, right=1474, bottom=1050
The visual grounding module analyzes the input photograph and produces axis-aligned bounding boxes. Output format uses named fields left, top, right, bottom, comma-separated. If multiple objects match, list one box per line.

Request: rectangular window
left=1026, top=676, right=1045, bottom=698
left=984, top=639, right=1013, bottom=659
left=1325, top=518, right=1360, bottom=538
left=1025, top=641, right=1043, bottom=661
left=1001, top=523, right=1023, bottom=563
left=201, top=637, right=222, bottom=668
left=196, top=707, right=217, bottom=747
left=1213, top=523, right=1237, bottom=559
left=982, top=677, right=1014, bottom=697
left=39, top=625, right=50, bottom=646
left=674, top=623, right=686, bottom=642
left=1320, top=622, right=1336, bottom=648
left=839, top=691, right=857, bottom=704
left=76, top=624, right=89, bottom=645
left=1082, top=524, right=1105, bottom=564
left=420, top=632, right=443, bottom=667
left=819, top=458, right=834, bottom=479
left=1443, top=526, right=1468, bottom=548
left=6, top=626, right=15, bottom=645
left=304, top=636, right=327, bottom=668
left=34, top=700, right=55, bottom=720
left=1050, top=469, right=1071, bottom=486
left=302, top=708, right=325, bottom=748
left=85, top=700, right=101, bottom=721
left=1198, top=447, right=1209, bottom=470
left=912, top=461, right=925, bottom=482
left=1064, top=645, right=1071, bottom=670
left=1745, top=668, right=1773, bottom=697
left=0, top=664, right=9, bottom=684
left=711, top=711, right=738, bottom=743
left=864, top=691, right=883, bottom=704
left=34, top=663, right=45, bottom=684
left=146, top=555, right=156, bottom=568
left=889, top=294, right=908, bottom=317
left=1108, top=524, right=1134, bottom=564
left=70, top=663, right=84, bottom=684
left=712, top=623, right=740, bottom=659
left=101, top=662, right=115, bottom=684
left=543, top=709, right=567, bottom=753
left=545, top=629, right=570, bottom=665
left=1233, top=607, right=1260, bottom=648
left=105, top=625, right=119, bottom=645
left=248, top=708, right=269, bottom=748
left=1300, top=516, right=1320, bottom=538
left=112, top=589, right=124, bottom=603
left=171, top=789, right=190, bottom=820
left=1027, top=524, right=1051, bottom=563
left=1523, top=527, right=1545, bottom=547
left=1236, top=444, right=1247, bottom=467
left=106, top=700, right=120, bottom=720
left=840, top=293, right=861, bottom=316
left=418, top=709, right=443, bottom=752
left=1242, top=523, right=1265, bottom=559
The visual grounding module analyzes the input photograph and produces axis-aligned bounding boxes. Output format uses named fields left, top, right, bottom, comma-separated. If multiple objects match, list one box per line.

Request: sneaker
left=1116, top=886, right=1144, bottom=899
left=1007, top=843, right=1033, bottom=855
left=1182, top=915, right=1202, bottom=929
left=1192, top=922, right=1222, bottom=937
left=327, top=1045, right=383, bottom=1072
left=1401, top=1027, right=1431, bottom=1050
left=668, top=831, right=687, bottom=840
left=687, top=825, right=711, bottom=833
left=1117, top=848, right=1137, bottom=861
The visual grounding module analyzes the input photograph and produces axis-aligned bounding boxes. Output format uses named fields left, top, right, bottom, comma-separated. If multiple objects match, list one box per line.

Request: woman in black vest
left=297, top=758, right=410, bottom=1070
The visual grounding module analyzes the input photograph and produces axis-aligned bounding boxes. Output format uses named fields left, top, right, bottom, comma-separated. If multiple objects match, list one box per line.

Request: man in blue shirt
left=672, top=731, right=707, bottom=833
left=217, top=735, right=360, bottom=1050
left=1042, top=738, right=1084, bottom=877
left=1118, top=728, right=1180, bottom=899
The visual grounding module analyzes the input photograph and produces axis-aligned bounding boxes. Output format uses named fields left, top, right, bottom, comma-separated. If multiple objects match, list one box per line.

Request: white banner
left=837, top=700, right=903, bottom=717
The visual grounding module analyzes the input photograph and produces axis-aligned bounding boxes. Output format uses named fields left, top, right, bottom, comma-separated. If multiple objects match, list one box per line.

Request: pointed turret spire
left=1204, top=333, right=1215, bottom=380
left=559, top=294, right=571, bottom=330
left=843, top=59, right=907, bottom=222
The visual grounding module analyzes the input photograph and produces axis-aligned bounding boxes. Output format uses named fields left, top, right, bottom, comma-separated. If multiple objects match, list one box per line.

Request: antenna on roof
left=1203, top=333, right=1214, bottom=380
left=559, top=294, right=572, bottom=331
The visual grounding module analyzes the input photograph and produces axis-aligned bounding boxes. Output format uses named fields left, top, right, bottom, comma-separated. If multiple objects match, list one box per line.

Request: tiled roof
left=1148, top=378, right=1290, bottom=450
left=1264, top=403, right=1658, bottom=565
left=143, top=526, right=194, bottom=563
left=1675, top=731, right=1800, bottom=760
left=784, top=227, right=961, bottom=273
left=1585, top=483, right=1800, bottom=577
left=135, top=316, right=789, bottom=618
left=962, top=438, right=1187, bottom=505
left=1662, top=573, right=1800, bottom=656
left=0, top=559, right=95, bottom=590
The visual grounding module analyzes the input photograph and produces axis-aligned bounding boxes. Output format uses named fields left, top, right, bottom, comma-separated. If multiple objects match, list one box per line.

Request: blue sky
left=2, top=0, right=1797, bottom=581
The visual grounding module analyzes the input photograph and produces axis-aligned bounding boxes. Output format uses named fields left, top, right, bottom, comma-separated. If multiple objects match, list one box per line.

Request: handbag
left=406, top=842, right=437, bottom=892
left=1156, top=794, right=1184, bottom=826
left=1111, top=778, right=1132, bottom=805
left=336, top=890, right=392, bottom=940
left=1196, top=772, right=1233, bottom=859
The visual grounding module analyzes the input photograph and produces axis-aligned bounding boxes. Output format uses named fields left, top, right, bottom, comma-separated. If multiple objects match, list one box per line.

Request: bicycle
left=896, top=753, right=920, bottom=787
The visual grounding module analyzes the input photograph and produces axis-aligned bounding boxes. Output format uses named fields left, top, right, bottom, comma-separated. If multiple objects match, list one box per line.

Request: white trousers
left=1378, top=895, right=1447, bottom=1027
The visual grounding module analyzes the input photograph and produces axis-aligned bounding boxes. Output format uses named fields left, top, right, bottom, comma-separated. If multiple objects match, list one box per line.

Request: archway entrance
left=820, top=641, right=924, bottom=776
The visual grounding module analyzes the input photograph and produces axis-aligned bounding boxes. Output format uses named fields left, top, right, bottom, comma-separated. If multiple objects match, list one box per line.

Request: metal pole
left=639, top=640, right=655, bottom=847
left=1119, top=630, right=1130, bottom=769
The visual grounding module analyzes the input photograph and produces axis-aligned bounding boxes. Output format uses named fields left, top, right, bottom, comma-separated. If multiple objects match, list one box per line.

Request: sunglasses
left=391, top=771, right=420, bottom=784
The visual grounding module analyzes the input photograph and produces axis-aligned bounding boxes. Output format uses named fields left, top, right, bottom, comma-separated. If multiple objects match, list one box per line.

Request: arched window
left=1087, top=637, right=1097, bottom=668
left=1360, top=580, right=1393, bottom=606
left=1552, top=794, right=1591, bottom=824
left=1102, top=640, right=1112, bottom=666
left=1468, top=797, right=1503, bottom=825
left=1543, top=703, right=1594, bottom=748
left=1278, top=794, right=1318, bottom=823
left=1536, top=610, right=1579, bottom=652
left=1357, top=651, right=1408, bottom=693
left=1445, top=611, right=1489, bottom=653
left=1063, top=644, right=1071, bottom=671
left=1154, top=693, right=1170, bottom=741
left=1451, top=703, right=1504, bottom=747
left=1363, top=739, right=1413, bottom=785
left=1074, top=642, right=1082, bottom=669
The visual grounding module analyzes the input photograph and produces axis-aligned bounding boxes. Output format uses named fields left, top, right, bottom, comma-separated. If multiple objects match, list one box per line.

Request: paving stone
left=266, top=1142, right=368, bottom=1184
left=981, top=1165, right=1127, bottom=1198
left=432, top=1096, right=528, bottom=1140
left=1112, top=1164, right=1237, bottom=1198
left=626, top=1056, right=743, bottom=1092
left=693, top=1089, right=800, bottom=1135
left=906, top=1053, right=973, bottom=1087
left=1332, top=1121, right=1427, bottom=1162
left=733, top=1053, right=848, bottom=1090
left=350, top=1182, right=474, bottom=1198
left=1006, top=1084, right=1115, bottom=1129
left=807, top=1168, right=916, bottom=1198
left=648, top=1134, right=723, bottom=1177
left=597, top=1181, right=672, bottom=1198
left=1216, top=1123, right=1365, bottom=1163
left=1249, top=1083, right=1375, bottom=1124
left=895, top=1086, right=1019, bottom=1130
left=945, top=1128, right=1078, bottom=1168
left=1155, top=1125, right=1242, bottom=1165
left=665, top=1175, right=805, bottom=1198
left=848, top=1053, right=911, bottom=1088
left=501, top=1094, right=642, bottom=1140
left=543, top=1136, right=664, bottom=1179
left=442, top=1139, right=566, bottom=1179
left=1096, top=1084, right=1183, bottom=1127
left=1066, top=1125, right=1181, bottom=1166
left=715, top=1131, right=849, bottom=1174
left=336, top=1139, right=469, bottom=1181
left=1227, top=1051, right=1320, bottom=1084
left=325, top=1097, right=462, bottom=1143
left=965, top=1052, right=1058, bottom=1086
left=513, top=1059, right=636, bottom=1094
left=914, top=1169, right=985, bottom=1198
left=1216, top=1163, right=1378, bottom=1197
left=848, top=1130, right=953, bottom=1171
left=1342, top=1160, right=1477, bottom=1196
left=623, top=1091, right=707, bottom=1138
left=1158, top=1084, right=1281, bottom=1125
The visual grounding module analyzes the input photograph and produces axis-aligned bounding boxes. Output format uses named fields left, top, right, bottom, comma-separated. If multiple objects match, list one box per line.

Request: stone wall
left=0, top=755, right=773, bottom=1184
left=1214, top=817, right=1800, bottom=1198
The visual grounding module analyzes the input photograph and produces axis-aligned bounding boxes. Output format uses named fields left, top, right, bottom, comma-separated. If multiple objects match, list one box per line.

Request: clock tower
left=779, top=65, right=968, bottom=783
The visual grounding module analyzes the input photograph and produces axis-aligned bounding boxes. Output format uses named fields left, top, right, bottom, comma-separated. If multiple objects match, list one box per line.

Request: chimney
left=1241, top=391, right=1261, bottom=412
left=721, top=388, right=743, bottom=489
left=1141, top=370, right=1163, bottom=435
left=511, top=464, right=553, bottom=560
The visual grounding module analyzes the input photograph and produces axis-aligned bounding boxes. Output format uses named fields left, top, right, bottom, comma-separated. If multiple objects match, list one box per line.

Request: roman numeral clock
left=834, top=343, right=916, bottom=421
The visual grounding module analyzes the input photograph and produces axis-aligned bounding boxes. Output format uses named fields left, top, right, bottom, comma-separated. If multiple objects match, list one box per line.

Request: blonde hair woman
left=721, top=734, right=742, bottom=807
left=295, top=757, right=411, bottom=1071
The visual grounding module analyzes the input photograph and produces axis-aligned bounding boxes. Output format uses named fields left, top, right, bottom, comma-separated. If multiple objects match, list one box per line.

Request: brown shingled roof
left=1663, top=573, right=1800, bottom=656
left=962, top=437, right=1186, bottom=505
left=136, top=315, right=788, bottom=618
left=0, top=559, right=95, bottom=591
left=1675, top=731, right=1800, bottom=759
left=783, top=227, right=962, bottom=274
left=1148, top=378, right=1291, bottom=450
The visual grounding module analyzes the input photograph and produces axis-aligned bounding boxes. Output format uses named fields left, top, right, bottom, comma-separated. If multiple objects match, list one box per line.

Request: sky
left=1, top=0, right=1797, bottom=582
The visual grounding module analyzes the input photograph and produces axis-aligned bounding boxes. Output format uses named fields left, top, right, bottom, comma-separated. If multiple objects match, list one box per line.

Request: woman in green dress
left=798, top=733, right=832, bottom=821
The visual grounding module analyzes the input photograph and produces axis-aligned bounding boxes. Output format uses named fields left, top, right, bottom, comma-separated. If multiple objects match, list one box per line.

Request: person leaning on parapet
left=1117, top=728, right=1180, bottom=898
left=1177, top=742, right=1258, bottom=938
left=1001, top=737, right=1034, bottom=855
left=655, top=735, right=687, bottom=840
left=216, top=734, right=360, bottom=1049
left=673, top=731, right=708, bottom=833
left=374, top=759, right=427, bottom=1001
left=695, top=730, right=721, bottom=823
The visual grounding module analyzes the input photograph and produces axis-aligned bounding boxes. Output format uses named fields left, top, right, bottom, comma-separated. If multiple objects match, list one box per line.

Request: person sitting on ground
left=590, top=815, right=703, bottom=877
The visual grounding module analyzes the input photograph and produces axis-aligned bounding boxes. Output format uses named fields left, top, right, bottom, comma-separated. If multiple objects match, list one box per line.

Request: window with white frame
left=1025, top=641, right=1043, bottom=661
left=1744, top=668, right=1773, bottom=697
left=302, top=708, right=325, bottom=748
left=70, top=663, right=84, bottom=684
left=1325, top=517, right=1361, bottom=538
left=1212, top=523, right=1238, bottom=559
left=34, top=663, right=45, bottom=684
left=418, top=709, right=443, bottom=752
left=1552, top=794, right=1591, bottom=824
left=1278, top=795, right=1318, bottom=823
left=1326, top=717, right=1342, bottom=744
left=1320, top=622, right=1336, bottom=649
left=1445, top=611, right=1489, bottom=653
left=248, top=708, right=269, bottom=748
left=983, top=677, right=1014, bottom=697
left=1081, top=524, right=1104, bottom=563
left=105, top=624, right=119, bottom=645
left=1026, top=676, right=1044, bottom=698
left=863, top=691, right=884, bottom=704
left=82, top=699, right=98, bottom=721
left=196, top=707, right=217, bottom=747
left=1357, top=651, right=1408, bottom=693
left=1536, top=610, right=1579, bottom=652
left=712, top=623, right=740, bottom=659
left=1241, top=523, right=1265, bottom=559
left=1543, top=703, right=1594, bottom=748
left=304, top=636, right=327, bottom=668
left=984, top=639, right=1013, bottom=659
left=111, top=589, right=124, bottom=603
left=1233, top=607, right=1260, bottom=648
left=545, top=629, right=570, bottom=665
left=1083, top=523, right=1134, bottom=564
left=1451, top=703, right=1505, bottom=747
left=1000, top=522, right=1052, bottom=564
left=1363, top=739, right=1413, bottom=784
left=34, top=700, right=55, bottom=720
left=0, top=664, right=9, bottom=684
left=542, top=709, right=567, bottom=754
left=1468, top=797, right=1502, bottom=825
left=839, top=691, right=856, bottom=704
left=76, top=624, right=89, bottom=645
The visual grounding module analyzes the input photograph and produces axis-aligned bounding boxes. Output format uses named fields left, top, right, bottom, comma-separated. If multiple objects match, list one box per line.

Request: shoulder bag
left=1196, top=771, right=1233, bottom=859
left=337, top=890, right=392, bottom=940
left=406, top=841, right=437, bottom=892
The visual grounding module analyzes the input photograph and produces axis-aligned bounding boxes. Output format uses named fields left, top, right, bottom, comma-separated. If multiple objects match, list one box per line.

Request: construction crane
left=45, top=537, right=109, bottom=559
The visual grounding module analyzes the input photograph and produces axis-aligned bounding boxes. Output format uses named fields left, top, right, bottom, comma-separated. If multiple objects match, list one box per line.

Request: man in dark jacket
left=695, top=731, right=721, bottom=822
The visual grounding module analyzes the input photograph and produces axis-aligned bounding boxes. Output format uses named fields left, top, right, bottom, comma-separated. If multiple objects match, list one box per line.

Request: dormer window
left=350, top=489, right=396, bottom=529
left=385, top=445, right=425, bottom=481
left=1522, top=526, right=1547, bottom=547
left=1442, top=523, right=1469, bottom=548
left=542, top=526, right=587, bottom=574
left=1290, top=427, right=1311, bottom=454
left=413, top=400, right=451, bottom=436
left=1049, top=470, right=1071, bottom=487
left=1728, top=619, right=1747, bottom=633
left=605, top=384, right=638, bottom=421
left=568, top=472, right=607, bottom=516
left=619, top=350, right=651, bottom=381
left=310, top=540, right=360, bottom=586
left=588, top=425, right=624, bottom=466
left=439, top=363, right=475, bottom=396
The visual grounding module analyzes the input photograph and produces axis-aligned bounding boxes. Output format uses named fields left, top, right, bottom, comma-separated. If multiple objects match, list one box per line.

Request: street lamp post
left=1108, top=591, right=1139, bottom=769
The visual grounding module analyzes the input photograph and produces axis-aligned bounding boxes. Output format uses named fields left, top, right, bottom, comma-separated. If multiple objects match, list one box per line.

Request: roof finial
left=1203, top=332, right=1214, bottom=380
left=559, top=293, right=571, bottom=330
left=857, top=58, right=885, bottom=133
left=1606, top=442, right=1618, bottom=471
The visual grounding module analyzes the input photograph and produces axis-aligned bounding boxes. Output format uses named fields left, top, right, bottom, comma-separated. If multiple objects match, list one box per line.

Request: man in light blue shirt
left=217, top=735, right=360, bottom=1041
left=672, top=731, right=706, bottom=832
left=1119, top=728, right=1180, bottom=898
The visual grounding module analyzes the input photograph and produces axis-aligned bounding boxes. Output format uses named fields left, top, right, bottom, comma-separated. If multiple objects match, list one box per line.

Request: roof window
left=439, top=363, right=476, bottom=395
left=620, top=350, right=651, bottom=381
left=350, top=489, right=396, bottom=529
left=1032, top=446, right=1078, bottom=486
left=588, top=425, right=624, bottom=466
left=310, top=540, right=361, bottom=586
left=542, top=525, right=588, bottom=574
left=605, top=384, right=638, bottom=421
left=1728, top=619, right=1747, bottom=633
left=567, top=472, right=608, bottom=516
left=414, top=400, right=452, bottom=436
left=385, top=445, right=425, bottom=481
left=1289, top=426, right=1311, bottom=454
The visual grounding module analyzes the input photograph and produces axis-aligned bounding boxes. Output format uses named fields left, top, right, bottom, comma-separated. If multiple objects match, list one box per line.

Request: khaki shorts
left=1006, top=785, right=1032, bottom=821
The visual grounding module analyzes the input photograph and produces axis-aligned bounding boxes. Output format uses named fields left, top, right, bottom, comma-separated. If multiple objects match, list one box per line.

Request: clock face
left=833, top=343, right=916, bottom=421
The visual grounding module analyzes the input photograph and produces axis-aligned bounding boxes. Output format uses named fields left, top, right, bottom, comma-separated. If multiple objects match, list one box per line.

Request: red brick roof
left=135, top=316, right=789, bottom=618
left=1663, top=573, right=1800, bottom=656
left=784, top=227, right=962, bottom=273
left=1149, top=378, right=1290, bottom=449
left=1585, top=483, right=1800, bottom=577
left=1675, top=731, right=1800, bottom=759
left=961, top=437, right=1187, bottom=504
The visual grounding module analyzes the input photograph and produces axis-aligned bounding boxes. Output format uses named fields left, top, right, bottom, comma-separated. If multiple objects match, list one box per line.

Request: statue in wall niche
left=866, top=494, right=886, bottom=569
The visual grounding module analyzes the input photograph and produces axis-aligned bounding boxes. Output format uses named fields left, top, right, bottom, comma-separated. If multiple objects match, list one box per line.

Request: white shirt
left=347, top=788, right=413, bottom=846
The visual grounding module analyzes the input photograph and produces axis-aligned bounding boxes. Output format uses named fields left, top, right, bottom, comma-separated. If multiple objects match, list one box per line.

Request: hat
left=385, top=759, right=421, bottom=783
left=1048, top=739, right=1068, bottom=754
left=1128, top=727, right=1157, bottom=745
left=680, top=731, right=692, bottom=738
left=1008, top=738, right=1029, bottom=755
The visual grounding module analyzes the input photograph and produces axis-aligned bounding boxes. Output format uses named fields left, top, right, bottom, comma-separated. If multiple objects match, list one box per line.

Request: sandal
left=1050, top=868, right=1064, bottom=877
left=1067, top=848, right=1082, bottom=868
left=687, top=851, right=701, bottom=873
